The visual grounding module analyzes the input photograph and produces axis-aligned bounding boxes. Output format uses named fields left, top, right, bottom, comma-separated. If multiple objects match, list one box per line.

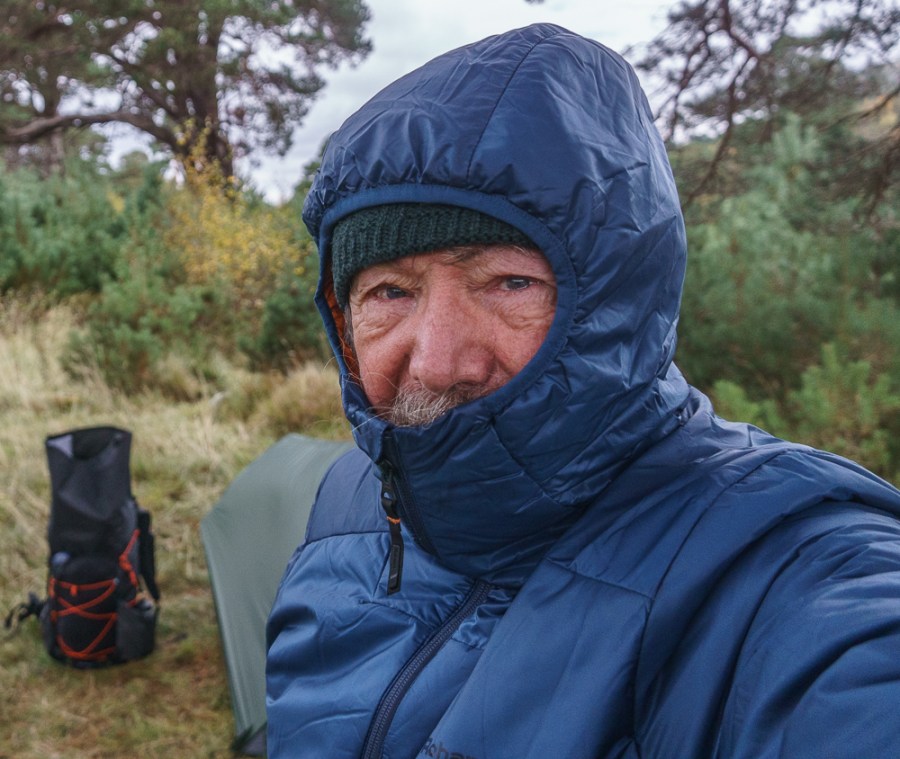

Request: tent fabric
left=201, top=433, right=353, bottom=755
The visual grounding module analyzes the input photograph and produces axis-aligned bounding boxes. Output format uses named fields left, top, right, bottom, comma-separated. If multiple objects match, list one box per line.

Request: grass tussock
left=0, top=295, right=349, bottom=757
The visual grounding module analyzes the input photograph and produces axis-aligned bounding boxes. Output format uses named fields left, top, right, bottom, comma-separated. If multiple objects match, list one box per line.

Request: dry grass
left=0, top=296, right=349, bottom=758
left=251, top=363, right=348, bottom=440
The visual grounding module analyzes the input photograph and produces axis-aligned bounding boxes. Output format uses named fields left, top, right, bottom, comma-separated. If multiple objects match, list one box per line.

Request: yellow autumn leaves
left=166, top=143, right=304, bottom=311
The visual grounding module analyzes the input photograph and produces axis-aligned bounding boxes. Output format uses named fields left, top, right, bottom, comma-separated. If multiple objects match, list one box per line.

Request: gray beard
left=382, top=383, right=489, bottom=427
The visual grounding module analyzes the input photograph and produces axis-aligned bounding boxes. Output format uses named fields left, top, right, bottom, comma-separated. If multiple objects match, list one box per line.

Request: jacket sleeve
left=718, top=506, right=900, bottom=759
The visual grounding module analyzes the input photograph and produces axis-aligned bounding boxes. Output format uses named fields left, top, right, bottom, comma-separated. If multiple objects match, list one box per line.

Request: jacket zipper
left=379, top=478, right=404, bottom=594
left=380, top=434, right=435, bottom=553
left=378, top=437, right=438, bottom=595
left=361, top=578, right=493, bottom=759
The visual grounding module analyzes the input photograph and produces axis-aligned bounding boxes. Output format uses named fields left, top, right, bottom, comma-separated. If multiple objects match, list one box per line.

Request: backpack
left=5, top=426, right=160, bottom=667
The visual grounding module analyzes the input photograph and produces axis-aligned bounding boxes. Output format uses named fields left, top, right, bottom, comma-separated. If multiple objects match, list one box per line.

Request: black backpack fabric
left=7, top=426, right=160, bottom=667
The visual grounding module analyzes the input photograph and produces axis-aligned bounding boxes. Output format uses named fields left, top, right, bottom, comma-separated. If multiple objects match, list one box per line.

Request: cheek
left=495, top=303, right=555, bottom=375
left=349, top=305, right=408, bottom=408
left=354, top=335, right=404, bottom=409
left=501, top=327, right=549, bottom=376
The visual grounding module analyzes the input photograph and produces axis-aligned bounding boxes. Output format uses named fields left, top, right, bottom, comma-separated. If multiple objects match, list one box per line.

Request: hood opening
left=322, top=259, right=360, bottom=381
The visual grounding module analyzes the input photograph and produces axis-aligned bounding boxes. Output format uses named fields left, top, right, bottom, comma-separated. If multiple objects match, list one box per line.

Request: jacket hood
left=303, top=23, right=691, bottom=584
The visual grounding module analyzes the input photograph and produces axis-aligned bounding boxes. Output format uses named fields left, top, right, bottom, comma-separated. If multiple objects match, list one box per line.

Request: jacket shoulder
left=719, top=503, right=900, bottom=757
left=306, top=447, right=383, bottom=541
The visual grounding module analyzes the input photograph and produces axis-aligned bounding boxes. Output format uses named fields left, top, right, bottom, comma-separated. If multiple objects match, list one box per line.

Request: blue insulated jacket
left=266, top=24, right=900, bottom=758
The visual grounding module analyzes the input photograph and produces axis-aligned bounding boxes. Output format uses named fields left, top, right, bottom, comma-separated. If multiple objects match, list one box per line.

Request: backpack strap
left=137, top=508, right=161, bottom=602
left=4, top=592, right=45, bottom=632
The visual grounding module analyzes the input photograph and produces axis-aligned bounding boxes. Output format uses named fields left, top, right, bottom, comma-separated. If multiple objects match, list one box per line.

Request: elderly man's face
left=347, top=245, right=557, bottom=426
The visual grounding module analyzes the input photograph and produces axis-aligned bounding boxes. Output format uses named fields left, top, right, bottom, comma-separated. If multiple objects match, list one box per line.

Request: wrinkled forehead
left=434, top=244, right=548, bottom=267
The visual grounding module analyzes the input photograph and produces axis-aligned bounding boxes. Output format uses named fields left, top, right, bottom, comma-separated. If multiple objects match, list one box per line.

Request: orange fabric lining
left=323, top=260, right=359, bottom=378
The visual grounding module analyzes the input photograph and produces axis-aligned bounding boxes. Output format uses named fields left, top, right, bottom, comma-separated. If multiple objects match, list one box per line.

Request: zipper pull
left=380, top=479, right=404, bottom=595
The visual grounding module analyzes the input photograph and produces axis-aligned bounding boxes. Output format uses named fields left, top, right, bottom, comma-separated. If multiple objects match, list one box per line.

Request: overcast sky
left=237, top=0, right=672, bottom=201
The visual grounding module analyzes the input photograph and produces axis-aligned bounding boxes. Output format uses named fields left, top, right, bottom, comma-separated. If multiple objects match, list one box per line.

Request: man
left=266, top=24, right=900, bottom=758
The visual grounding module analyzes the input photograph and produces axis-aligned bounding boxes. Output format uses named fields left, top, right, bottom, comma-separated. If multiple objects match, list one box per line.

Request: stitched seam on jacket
left=303, top=527, right=386, bottom=546
left=464, top=26, right=565, bottom=181
left=543, top=554, right=654, bottom=601
left=630, top=445, right=802, bottom=754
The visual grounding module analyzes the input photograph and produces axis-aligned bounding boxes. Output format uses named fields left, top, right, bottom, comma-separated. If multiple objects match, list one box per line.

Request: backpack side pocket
left=115, top=597, right=157, bottom=661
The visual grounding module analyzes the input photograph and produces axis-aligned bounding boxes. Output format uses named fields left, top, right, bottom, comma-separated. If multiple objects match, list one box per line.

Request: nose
left=407, top=286, right=494, bottom=395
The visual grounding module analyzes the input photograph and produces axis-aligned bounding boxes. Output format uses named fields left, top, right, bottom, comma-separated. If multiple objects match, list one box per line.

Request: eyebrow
left=441, top=244, right=543, bottom=266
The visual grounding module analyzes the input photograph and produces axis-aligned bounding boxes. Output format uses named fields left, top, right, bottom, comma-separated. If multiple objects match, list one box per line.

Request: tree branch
left=681, top=57, right=748, bottom=208
left=718, top=0, right=763, bottom=61
left=2, top=110, right=174, bottom=148
left=106, top=50, right=178, bottom=117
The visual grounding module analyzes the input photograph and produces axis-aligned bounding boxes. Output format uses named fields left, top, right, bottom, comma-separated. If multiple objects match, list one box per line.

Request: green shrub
left=709, top=380, right=787, bottom=437
left=788, top=344, right=900, bottom=479
left=240, top=257, right=328, bottom=371
left=0, top=161, right=125, bottom=297
left=710, top=345, right=900, bottom=481
left=63, top=270, right=232, bottom=397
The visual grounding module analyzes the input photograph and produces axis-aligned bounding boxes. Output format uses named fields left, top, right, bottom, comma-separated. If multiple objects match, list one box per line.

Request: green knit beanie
left=330, top=203, right=535, bottom=307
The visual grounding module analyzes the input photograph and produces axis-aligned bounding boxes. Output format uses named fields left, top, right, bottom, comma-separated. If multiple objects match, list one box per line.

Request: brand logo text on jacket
left=420, top=736, right=479, bottom=759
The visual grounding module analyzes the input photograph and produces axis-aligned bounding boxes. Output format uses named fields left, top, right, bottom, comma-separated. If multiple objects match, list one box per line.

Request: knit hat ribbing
left=330, top=204, right=535, bottom=307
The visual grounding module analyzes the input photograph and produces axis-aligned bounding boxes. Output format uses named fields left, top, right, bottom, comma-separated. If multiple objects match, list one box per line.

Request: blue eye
left=502, top=277, right=532, bottom=291
left=382, top=285, right=409, bottom=300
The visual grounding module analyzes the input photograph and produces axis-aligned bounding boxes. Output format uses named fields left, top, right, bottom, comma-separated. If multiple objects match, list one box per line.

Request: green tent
left=201, top=433, right=353, bottom=756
